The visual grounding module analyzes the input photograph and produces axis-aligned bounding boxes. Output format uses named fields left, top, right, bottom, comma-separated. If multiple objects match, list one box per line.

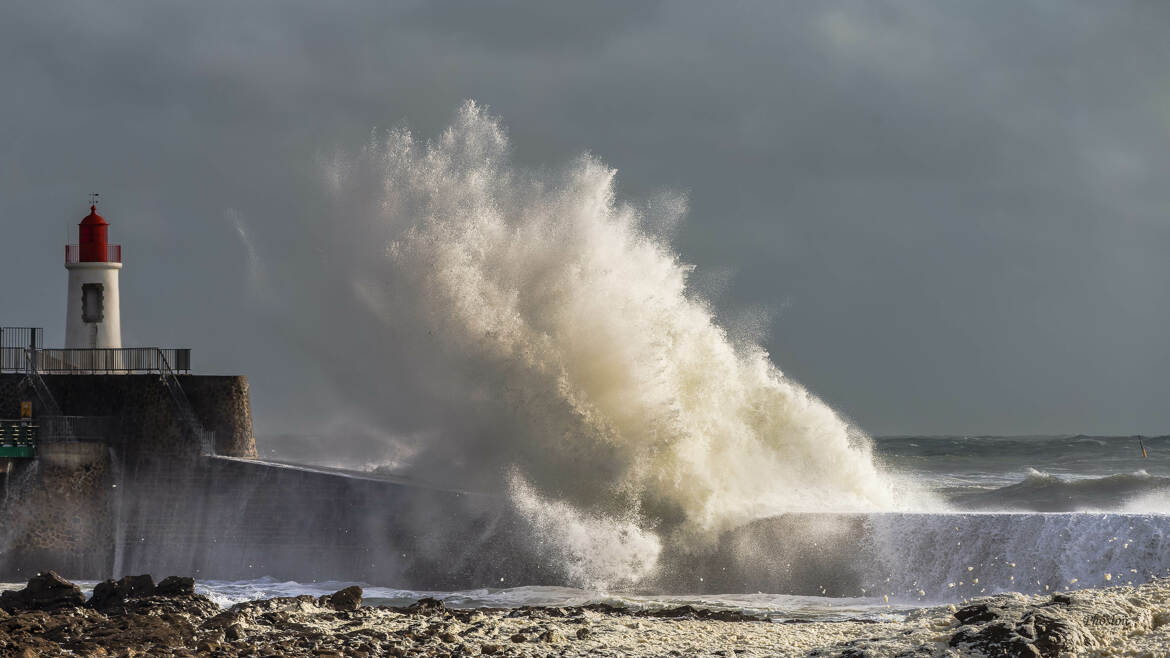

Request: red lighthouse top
left=66, top=203, right=122, bottom=264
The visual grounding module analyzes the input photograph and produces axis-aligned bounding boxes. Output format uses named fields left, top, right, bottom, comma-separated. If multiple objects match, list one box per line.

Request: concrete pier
left=0, top=373, right=257, bottom=578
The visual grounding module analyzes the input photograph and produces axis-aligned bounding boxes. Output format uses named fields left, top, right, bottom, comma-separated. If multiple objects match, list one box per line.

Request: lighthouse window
left=82, top=283, right=104, bottom=323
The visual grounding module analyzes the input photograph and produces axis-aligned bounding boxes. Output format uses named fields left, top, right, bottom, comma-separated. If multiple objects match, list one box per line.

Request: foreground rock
left=1, top=573, right=1170, bottom=656
left=0, top=571, right=84, bottom=612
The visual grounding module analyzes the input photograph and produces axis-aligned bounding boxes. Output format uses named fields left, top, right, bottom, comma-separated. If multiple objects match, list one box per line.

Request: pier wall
left=0, top=374, right=257, bottom=577
left=2, top=455, right=530, bottom=588
left=0, top=374, right=257, bottom=460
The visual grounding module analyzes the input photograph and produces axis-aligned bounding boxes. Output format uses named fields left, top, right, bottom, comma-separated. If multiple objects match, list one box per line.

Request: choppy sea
left=877, top=434, right=1170, bottom=512
left=6, top=436, right=1169, bottom=621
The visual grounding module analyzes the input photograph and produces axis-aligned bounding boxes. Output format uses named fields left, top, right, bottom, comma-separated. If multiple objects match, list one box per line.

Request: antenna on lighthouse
left=89, top=192, right=100, bottom=207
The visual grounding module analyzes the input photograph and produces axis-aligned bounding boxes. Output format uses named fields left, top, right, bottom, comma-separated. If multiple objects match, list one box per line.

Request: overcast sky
left=2, top=1, right=1168, bottom=442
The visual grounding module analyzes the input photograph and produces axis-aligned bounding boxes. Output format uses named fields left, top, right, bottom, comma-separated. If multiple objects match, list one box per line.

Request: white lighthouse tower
left=65, top=200, right=122, bottom=349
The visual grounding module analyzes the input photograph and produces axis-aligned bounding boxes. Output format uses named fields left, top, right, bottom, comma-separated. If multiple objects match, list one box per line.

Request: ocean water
left=214, top=435, right=1170, bottom=618
left=7, top=435, right=1158, bottom=622
left=875, top=434, right=1170, bottom=512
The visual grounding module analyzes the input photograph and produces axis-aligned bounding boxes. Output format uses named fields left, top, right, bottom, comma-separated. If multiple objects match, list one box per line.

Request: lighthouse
left=65, top=201, right=122, bottom=349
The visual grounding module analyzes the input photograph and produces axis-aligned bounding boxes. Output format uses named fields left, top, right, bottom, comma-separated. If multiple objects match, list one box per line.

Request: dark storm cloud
left=2, top=0, right=1169, bottom=453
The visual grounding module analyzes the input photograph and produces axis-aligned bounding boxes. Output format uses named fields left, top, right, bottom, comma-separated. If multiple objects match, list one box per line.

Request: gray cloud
left=2, top=0, right=1168, bottom=454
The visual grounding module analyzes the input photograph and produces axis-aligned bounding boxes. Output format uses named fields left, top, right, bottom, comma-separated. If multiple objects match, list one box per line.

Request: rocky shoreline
left=2, top=572, right=1170, bottom=656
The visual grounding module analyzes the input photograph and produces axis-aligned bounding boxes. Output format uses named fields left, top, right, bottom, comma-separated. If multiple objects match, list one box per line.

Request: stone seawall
left=2, top=455, right=533, bottom=587
left=0, top=445, right=113, bottom=576
left=0, top=374, right=257, bottom=460
left=108, top=458, right=522, bottom=587
left=0, top=373, right=258, bottom=578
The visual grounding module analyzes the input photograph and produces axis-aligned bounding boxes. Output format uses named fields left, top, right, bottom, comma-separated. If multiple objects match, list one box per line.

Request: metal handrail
left=0, top=327, right=42, bottom=350
left=155, top=349, right=214, bottom=456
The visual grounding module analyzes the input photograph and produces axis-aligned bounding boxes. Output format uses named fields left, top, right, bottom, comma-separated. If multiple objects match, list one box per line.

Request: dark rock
left=510, top=632, right=527, bottom=643
left=1030, top=611, right=1089, bottom=655
left=954, top=603, right=999, bottom=625
left=539, top=628, right=565, bottom=643
left=641, top=605, right=763, bottom=622
left=203, top=610, right=244, bottom=630
left=649, top=605, right=699, bottom=618
left=119, top=574, right=156, bottom=598
left=950, top=622, right=1040, bottom=657
left=576, top=627, right=592, bottom=639
left=945, top=592, right=1106, bottom=657
left=87, top=580, right=120, bottom=610
left=406, top=597, right=446, bottom=613
left=88, top=574, right=156, bottom=611
left=0, top=571, right=85, bottom=612
left=318, top=585, right=363, bottom=611
left=156, top=575, right=196, bottom=596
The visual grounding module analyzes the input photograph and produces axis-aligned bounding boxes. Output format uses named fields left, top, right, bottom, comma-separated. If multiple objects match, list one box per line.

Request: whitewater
left=198, top=102, right=1170, bottom=617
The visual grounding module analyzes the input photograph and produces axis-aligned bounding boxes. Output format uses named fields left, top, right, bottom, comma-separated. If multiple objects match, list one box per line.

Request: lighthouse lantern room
left=65, top=200, right=122, bottom=349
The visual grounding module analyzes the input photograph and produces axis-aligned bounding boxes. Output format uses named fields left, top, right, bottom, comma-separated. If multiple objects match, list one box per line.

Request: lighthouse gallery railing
left=65, top=244, right=122, bottom=264
left=0, top=347, right=191, bottom=374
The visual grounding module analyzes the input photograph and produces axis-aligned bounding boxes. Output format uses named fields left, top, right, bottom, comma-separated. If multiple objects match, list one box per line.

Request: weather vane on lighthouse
left=89, top=192, right=100, bottom=207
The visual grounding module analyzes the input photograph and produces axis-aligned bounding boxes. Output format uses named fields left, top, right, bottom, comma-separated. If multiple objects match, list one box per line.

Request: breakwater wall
left=0, top=373, right=537, bottom=587
left=107, top=457, right=530, bottom=588
left=3, top=455, right=530, bottom=588
left=0, top=374, right=257, bottom=577
left=0, top=374, right=256, bottom=460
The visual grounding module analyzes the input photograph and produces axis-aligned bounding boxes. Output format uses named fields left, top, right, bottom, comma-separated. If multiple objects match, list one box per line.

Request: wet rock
left=88, top=574, right=156, bottom=610
left=947, top=592, right=1111, bottom=657
left=1029, top=611, right=1093, bottom=655
left=203, top=609, right=244, bottom=631
left=539, top=628, right=565, bottom=643
left=406, top=597, right=446, bottom=613
left=0, top=571, right=85, bottom=612
left=156, top=575, right=196, bottom=596
left=953, top=602, right=1000, bottom=626
left=119, top=574, right=156, bottom=598
left=576, top=626, right=592, bottom=639
left=317, top=585, right=362, bottom=611
left=950, top=621, right=1040, bottom=657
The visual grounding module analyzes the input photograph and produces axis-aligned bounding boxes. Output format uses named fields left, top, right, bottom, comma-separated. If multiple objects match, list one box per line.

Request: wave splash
left=320, top=101, right=918, bottom=586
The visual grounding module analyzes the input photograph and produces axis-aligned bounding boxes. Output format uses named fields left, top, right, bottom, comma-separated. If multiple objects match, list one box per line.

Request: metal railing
left=0, top=420, right=38, bottom=447
left=0, top=327, right=42, bottom=358
left=0, top=347, right=191, bottom=374
left=0, top=416, right=117, bottom=458
left=0, top=331, right=211, bottom=455
left=65, top=244, right=122, bottom=264
left=154, top=350, right=214, bottom=456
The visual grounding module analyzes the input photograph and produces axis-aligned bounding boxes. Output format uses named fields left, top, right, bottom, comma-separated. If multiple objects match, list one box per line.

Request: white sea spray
left=312, top=101, right=924, bottom=586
